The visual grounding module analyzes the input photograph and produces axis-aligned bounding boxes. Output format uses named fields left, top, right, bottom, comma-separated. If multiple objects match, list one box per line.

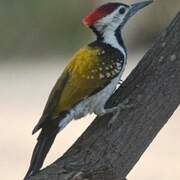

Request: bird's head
left=82, top=1, right=153, bottom=37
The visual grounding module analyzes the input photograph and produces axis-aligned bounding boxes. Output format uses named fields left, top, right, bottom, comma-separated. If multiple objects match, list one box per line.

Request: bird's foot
left=104, top=99, right=134, bottom=128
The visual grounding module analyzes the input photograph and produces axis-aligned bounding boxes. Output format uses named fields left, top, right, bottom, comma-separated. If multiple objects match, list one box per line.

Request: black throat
left=115, top=26, right=126, bottom=53
left=90, top=25, right=127, bottom=56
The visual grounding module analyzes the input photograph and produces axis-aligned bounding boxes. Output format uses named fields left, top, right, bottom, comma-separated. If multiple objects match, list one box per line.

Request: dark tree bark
left=30, top=12, right=180, bottom=180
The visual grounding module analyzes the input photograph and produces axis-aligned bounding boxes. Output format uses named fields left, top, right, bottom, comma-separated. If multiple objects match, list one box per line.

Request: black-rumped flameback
left=24, top=1, right=153, bottom=179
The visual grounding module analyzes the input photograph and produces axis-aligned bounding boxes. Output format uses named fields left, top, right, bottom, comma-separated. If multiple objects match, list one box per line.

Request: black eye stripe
left=119, top=7, right=126, bottom=14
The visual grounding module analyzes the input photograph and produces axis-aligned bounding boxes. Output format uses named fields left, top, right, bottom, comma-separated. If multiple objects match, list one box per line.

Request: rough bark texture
left=30, top=12, right=180, bottom=180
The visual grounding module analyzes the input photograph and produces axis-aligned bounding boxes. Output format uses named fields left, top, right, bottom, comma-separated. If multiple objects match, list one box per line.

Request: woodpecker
left=24, top=1, right=152, bottom=179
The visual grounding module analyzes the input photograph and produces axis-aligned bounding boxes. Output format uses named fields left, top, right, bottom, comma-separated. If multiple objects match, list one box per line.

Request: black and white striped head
left=83, top=1, right=153, bottom=36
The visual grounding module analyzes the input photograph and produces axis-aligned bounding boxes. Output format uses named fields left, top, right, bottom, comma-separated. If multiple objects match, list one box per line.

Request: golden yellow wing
left=33, top=46, right=117, bottom=133
left=54, top=48, right=111, bottom=114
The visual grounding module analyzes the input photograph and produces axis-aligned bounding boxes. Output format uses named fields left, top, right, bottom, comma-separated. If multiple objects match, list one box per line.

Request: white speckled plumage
left=59, top=59, right=126, bottom=129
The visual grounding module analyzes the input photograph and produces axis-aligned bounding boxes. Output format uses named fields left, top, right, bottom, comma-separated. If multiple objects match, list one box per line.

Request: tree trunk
left=30, top=12, right=180, bottom=180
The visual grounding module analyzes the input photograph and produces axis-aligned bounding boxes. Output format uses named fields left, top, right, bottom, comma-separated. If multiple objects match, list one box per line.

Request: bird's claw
left=107, top=99, right=134, bottom=128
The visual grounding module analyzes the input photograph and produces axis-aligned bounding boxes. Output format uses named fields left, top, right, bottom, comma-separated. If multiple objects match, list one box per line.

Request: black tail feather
left=24, top=127, right=59, bottom=180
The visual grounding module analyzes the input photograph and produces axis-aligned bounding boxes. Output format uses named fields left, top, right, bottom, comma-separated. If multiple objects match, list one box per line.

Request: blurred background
left=0, top=0, right=179, bottom=179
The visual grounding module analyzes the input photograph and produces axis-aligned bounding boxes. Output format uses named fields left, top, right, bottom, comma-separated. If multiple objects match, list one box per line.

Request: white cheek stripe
left=103, top=30, right=126, bottom=58
left=95, top=6, right=128, bottom=58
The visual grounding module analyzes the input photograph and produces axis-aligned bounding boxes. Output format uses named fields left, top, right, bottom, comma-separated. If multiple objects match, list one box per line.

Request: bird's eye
left=119, top=7, right=126, bottom=14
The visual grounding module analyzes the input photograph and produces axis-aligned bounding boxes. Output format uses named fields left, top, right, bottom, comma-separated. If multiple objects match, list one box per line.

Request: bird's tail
left=24, top=126, right=59, bottom=180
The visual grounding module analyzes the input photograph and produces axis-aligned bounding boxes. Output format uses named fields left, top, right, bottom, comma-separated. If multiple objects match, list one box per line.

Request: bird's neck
left=90, top=26, right=127, bottom=58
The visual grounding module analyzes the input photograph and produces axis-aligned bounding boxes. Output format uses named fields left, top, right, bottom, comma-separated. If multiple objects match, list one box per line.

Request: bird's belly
left=58, top=75, right=121, bottom=129
left=72, top=76, right=120, bottom=119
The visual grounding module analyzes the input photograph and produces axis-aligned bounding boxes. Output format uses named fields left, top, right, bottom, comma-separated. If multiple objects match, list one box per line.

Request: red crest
left=82, top=3, right=120, bottom=26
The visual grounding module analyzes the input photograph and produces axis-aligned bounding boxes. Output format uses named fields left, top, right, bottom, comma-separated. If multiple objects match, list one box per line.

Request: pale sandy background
left=0, top=0, right=179, bottom=179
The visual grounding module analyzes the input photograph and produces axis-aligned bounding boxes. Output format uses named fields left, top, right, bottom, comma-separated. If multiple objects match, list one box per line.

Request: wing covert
left=33, top=46, right=123, bottom=133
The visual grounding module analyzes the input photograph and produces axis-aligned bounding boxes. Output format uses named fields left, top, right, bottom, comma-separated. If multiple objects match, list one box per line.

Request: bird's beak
left=128, top=0, right=153, bottom=18
left=121, top=0, right=153, bottom=27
